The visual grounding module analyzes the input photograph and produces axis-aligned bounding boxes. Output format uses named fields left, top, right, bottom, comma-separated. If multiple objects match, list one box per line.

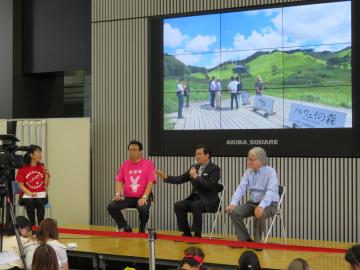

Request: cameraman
left=15, top=145, right=50, bottom=227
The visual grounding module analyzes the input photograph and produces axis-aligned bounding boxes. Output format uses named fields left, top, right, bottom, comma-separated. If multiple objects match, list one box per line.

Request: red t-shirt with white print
left=115, top=159, right=156, bottom=198
left=16, top=164, right=46, bottom=195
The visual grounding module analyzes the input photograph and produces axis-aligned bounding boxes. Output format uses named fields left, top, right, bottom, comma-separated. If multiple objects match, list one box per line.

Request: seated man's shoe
left=138, top=224, right=146, bottom=233
left=174, top=232, right=192, bottom=242
left=248, top=239, right=263, bottom=251
left=229, top=238, right=252, bottom=249
left=229, top=245, right=243, bottom=249
left=124, top=225, right=132, bottom=232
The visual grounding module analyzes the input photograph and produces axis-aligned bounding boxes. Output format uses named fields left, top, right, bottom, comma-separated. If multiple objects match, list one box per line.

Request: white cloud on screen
left=174, top=49, right=204, bottom=66
left=281, top=2, right=351, bottom=47
left=164, top=23, right=188, bottom=48
left=185, top=34, right=217, bottom=52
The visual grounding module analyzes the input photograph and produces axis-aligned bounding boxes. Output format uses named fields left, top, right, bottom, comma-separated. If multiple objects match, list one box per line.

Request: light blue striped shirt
left=230, top=166, right=279, bottom=208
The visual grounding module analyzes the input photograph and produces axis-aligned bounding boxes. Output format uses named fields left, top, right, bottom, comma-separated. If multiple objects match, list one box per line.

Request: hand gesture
left=189, top=167, right=197, bottom=179
left=225, top=204, right=236, bottom=213
left=255, top=206, right=264, bottom=218
left=113, top=193, right=122, bottom=201
left=155, top=170, right=168, bottom=180
left=138, top=197, right=147, bottom=206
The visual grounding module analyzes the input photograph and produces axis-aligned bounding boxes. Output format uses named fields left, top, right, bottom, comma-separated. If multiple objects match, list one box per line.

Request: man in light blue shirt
left=226, top=147, right=279, bottom=243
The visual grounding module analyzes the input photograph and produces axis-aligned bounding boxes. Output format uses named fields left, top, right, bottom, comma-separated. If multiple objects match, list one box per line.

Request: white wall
left=47, top=118, right=90, bottom=225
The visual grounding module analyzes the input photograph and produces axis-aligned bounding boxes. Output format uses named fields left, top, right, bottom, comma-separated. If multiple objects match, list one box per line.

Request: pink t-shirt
left=115, top=159, right=156, bottom=198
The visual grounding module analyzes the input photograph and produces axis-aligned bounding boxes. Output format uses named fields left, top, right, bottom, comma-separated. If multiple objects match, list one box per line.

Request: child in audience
left=0, top=216, right=33, bottom=270
left=31, top=244, right=59, bottom=270
left=287, top=258, right=311, bottom=270
left=345, top=244, right=360, bottom=270
left=172, top=246, right=205, bottom=270
left=25, top=219, right=68, bottom=270
left=238, top=251, right=261, bottom=270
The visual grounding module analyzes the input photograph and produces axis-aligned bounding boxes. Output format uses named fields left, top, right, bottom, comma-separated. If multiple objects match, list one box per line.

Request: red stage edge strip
left=32, top=226, right=347, bottom=254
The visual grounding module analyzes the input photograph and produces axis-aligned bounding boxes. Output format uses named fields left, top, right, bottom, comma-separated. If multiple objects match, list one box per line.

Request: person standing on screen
left=228, top=76, right=239, bottom=109
left=215, top=78, right=222, bottom=109
left=16, top=145, right=50, bottom=227
left=209, top=76, right=217, bottom=107
left=176, top=78, right=185, bottom=119
left=226, top=146, right=279, bottom=244
left=155, top=145, right=221, bottom=238
left=107, top=140, right=156, bottom=233
left=255, top=75, right=264, bottom=95
left=184, top=79, right=191, bottom=108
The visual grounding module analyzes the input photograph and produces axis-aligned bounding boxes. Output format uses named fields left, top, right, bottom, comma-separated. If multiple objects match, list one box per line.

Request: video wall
left=163, top=1, right=351, bottom=131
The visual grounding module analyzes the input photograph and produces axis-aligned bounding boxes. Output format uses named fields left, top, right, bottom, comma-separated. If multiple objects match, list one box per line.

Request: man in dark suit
left=155, top=145, right=221, bottom=238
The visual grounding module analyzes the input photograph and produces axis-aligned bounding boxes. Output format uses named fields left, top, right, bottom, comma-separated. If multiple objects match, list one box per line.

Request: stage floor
left=59, top=225, right=353, bottom=270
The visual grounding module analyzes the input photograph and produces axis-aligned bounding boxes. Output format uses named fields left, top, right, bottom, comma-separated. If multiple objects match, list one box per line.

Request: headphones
left=183, top=254, right=204, bottom=264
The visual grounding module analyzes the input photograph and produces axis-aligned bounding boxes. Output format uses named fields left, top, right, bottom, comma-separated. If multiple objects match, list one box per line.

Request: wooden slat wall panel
left=92, top=0, right=359, bottom=242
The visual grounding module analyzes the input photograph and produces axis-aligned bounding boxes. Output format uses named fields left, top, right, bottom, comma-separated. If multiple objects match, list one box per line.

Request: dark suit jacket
left=165, top=161, right=221, bottom=212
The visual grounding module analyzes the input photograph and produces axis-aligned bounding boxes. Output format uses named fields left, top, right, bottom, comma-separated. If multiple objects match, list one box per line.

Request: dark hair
left=238, top=251, right=261, bottom=270
left=23, top=145, right=42, bottom=166
left=181, top=246, right=205, bottom=267
left=345, top=245, right=360, bottom=268
left=36, top=218, right=58, bottom=243
left=231, top=76, right=235, bottom=80
left=286, top=258, right=310, bottom=270
left=7, top=216, right=31, bottom=236
left=31, top=244, right=59, bottom=270
left=127, top=140, right=143, bottom=151
left=195, top=144, right=212, bottom=158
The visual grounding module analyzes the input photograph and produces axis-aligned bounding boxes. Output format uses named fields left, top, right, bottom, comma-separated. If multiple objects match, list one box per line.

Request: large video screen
left=163, top=1, right=352, bottom=130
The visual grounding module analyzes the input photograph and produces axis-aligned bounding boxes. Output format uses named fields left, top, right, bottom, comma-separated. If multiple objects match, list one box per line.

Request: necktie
left=198, top=166, right=204, bottom=176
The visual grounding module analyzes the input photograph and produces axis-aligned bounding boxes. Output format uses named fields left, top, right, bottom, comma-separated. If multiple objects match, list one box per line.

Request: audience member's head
left=31, top=244, right=59, bottom=270
left=180, top=246, right=205, bottom=270
left=345, top=244, right=360, bottom=270
left=287, top=258, right=311, bottom=270
left=7, top=216, right=32, bottom=237
left=238, top=251, right=261, bottom=270
left=36, top=218, right=58, bottom=243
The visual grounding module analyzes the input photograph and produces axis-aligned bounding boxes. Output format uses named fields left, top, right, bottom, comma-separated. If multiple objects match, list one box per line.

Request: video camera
left=0, top=134, right=31, bottom=171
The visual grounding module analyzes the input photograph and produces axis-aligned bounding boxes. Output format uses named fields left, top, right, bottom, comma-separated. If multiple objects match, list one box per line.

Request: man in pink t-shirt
left=107, top=140, right=156, bottom=233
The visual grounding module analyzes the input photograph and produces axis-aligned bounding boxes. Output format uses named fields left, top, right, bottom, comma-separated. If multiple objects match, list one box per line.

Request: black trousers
left=174, top=196, right=206, bottom=236
left=21, top=198, right=47, bottom=226
left=107, top=197, right=151, bottom=231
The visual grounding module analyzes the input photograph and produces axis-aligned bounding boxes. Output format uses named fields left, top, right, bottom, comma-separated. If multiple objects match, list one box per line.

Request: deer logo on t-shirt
left=130, top=175, right=140, bottom=192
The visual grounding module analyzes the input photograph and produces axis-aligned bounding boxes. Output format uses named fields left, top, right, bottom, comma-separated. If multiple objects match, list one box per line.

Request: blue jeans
left=177, top=92, right=183, bottom=118
left=210, top=91, right=216, bottom=107
left=231, top=93, right=238, bottom=109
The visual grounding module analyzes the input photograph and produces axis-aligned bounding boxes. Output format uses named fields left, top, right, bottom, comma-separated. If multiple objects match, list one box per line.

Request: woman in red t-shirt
left=16, top=145, right=50, bottom=227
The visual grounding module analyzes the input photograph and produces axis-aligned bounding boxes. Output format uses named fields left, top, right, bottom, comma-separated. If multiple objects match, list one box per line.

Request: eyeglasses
left=247, top=157, right=258, bottom=162
left=128, top=149, right=140, bottom=152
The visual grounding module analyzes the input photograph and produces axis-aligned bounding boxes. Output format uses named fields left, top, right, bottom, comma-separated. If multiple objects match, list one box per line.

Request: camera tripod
left=0, top=174, right=27, bottom=269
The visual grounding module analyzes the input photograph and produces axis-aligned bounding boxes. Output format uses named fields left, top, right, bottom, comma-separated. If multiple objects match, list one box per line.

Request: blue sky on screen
left=164, top=1, right=351, bottom=68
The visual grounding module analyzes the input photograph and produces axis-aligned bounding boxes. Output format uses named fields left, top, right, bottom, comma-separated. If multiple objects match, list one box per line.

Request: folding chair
left=203, top=183, right=226, bottom=239
left=116, top=193, right=154, bottom=232
left=245, top=185, right=286, bottom=243
left=121, top=207, right=152, bottom=232
left=12, top=181, right=52, bottom=218
left=264, top=185, right=286, bottom=243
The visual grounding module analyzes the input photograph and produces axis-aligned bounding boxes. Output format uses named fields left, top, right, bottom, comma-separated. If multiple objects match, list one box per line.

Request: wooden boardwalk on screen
left=166, top=96, right=352, bottom=130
